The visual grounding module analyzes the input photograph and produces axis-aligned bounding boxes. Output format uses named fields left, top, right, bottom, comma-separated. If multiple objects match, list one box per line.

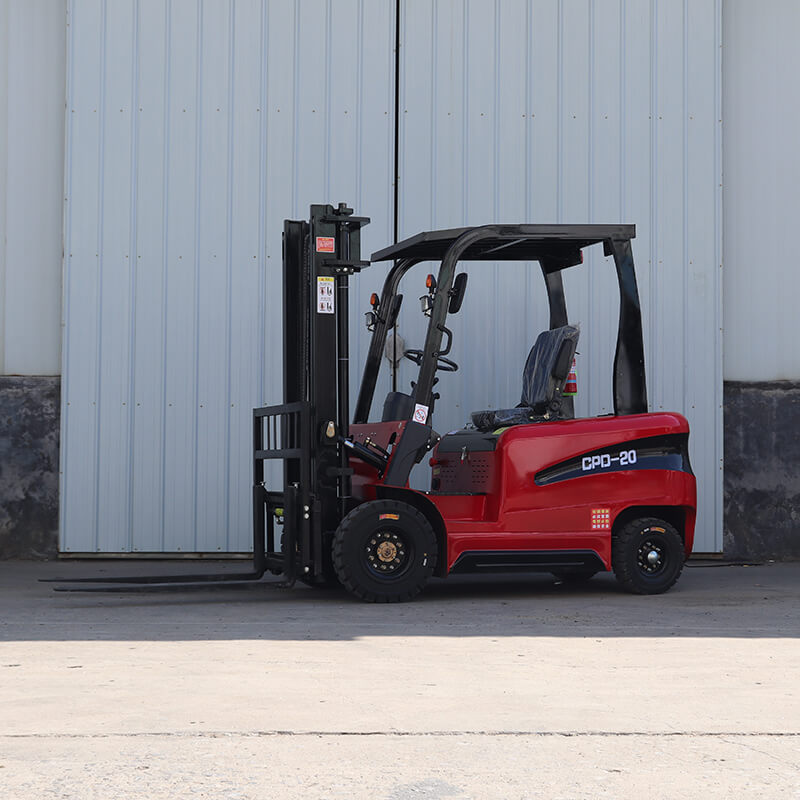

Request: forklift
left=51, top=203, right=696, bottom=601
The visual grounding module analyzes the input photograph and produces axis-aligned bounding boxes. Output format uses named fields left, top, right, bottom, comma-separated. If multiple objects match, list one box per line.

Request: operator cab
left=382, top=319, right=579, bottom=432
left=352, top=223, right=643, bottom=490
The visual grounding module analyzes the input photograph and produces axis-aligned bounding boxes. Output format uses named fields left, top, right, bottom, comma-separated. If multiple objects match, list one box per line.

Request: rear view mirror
left=448, top=273, right=468, bottom=314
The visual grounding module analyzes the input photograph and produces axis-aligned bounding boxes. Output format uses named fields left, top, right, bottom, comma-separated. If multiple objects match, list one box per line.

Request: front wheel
left=612, top=516, right=685, bottom=594
left=332, top=500, right=437, bottom=603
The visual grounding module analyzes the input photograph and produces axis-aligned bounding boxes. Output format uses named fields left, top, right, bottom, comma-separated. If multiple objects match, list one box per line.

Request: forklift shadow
left=43, top=570, right=614, bottom=606
left=16, top=563, right=798, bottom=642
left=422, top=572, right=618, bottom=599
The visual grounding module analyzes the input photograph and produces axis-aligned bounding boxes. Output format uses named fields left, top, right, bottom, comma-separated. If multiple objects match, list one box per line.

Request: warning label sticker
left=317, top=276, right=334, bottom=314
left=413, top=404, right=429, bottom=424
left=316, top=236, right=335, bottom=253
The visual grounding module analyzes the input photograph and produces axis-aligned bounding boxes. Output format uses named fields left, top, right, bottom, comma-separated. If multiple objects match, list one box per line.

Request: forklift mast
left=281, top=203, right=370, bottom=535
left=48, top=203, right=370, bottom=591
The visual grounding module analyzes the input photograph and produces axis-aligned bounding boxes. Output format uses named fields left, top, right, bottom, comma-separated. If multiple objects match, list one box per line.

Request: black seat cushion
left=470, top=407, right=547, bottom=431
left=470, top=325, right=579, bottom=431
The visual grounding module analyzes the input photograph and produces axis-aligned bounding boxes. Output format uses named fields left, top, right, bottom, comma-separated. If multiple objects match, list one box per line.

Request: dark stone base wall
left=723, top=381, right=800, bottom=561
left=0, top=377, right=60, bottom=559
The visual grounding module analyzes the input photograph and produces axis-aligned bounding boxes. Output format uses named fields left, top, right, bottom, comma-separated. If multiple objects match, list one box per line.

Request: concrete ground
left=0, top=560, right=798, bottom=799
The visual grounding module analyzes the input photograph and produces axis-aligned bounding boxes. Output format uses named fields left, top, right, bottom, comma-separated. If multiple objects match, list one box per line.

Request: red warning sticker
left=316, top=236, right=335, bottom=253
left=591, top=508, right=611, bottom=530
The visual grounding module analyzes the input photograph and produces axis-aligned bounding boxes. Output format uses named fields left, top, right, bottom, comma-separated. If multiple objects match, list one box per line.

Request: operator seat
left=470, top=324, right=580, bottom=431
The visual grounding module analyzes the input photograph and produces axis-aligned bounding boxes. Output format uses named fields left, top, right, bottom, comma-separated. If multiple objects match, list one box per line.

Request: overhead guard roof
left=371, top=223, right=636, bottom=263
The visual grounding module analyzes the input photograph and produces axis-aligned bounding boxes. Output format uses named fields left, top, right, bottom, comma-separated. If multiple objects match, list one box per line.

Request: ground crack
left=2, top=730, right=798, bottom=740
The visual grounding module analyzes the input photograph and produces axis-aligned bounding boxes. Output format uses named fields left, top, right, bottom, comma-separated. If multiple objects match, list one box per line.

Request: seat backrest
left=520, top=325, right=580, bottom=414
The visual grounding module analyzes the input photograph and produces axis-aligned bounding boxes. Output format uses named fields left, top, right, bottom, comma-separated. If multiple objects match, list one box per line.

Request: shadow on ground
left=0, top=560, right=797, bottom=643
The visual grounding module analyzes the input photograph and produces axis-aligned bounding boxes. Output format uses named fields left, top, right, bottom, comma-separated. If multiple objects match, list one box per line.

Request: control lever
left=364, top=437, right=391, bottom=458
left=339, top=435, right=388, bottom=473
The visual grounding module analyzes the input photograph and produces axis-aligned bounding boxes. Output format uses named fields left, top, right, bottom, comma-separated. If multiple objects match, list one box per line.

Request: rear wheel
left=612, top=516, right=684, bottom=594
left=332, top=500, right=437, bottom=603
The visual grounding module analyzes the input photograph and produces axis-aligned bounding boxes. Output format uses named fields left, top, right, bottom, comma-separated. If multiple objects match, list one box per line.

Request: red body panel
left=350, top=413, right=696, bottom=576
left=349, top=421, right=409, bottom=500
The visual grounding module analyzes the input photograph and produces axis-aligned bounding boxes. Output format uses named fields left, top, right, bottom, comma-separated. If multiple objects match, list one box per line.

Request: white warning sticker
left=317, top=276, right=334, bottom=314
left=413, top=403, right=429, bottom=424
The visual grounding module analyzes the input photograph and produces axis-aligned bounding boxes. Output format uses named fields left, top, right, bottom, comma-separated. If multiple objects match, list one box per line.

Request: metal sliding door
left=396, top=0, right=722, bottom=552
left=61, top=0, right=395, bottom=552
left=62, top=0, right=723, bottom=554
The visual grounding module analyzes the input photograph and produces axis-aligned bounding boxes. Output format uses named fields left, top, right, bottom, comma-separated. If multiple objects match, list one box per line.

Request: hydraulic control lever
left=339, top=435, right=388, bottom=473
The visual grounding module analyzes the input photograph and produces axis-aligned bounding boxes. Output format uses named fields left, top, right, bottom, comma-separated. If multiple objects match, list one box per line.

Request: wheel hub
left=638, top=539, right=665, bottom=574
left=366, top=531, right=407, bottom=574
left=376, top=541, right=397, bottom=562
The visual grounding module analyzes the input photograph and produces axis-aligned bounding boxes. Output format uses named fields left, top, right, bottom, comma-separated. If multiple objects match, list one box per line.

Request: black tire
left=551, top=569, right=599, bottom=584
left=612, top=516, right=684, bottom=594
left=332, top=499, right=437, bottom=603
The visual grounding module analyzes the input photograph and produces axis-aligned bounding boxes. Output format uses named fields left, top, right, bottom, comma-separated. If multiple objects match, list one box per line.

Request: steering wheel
left=403, top=349, right=459, bottom=372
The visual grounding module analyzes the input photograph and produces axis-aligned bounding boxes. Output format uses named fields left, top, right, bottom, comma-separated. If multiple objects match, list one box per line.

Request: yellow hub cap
left=376, top=541, right=398, bottom=562
left=366, top=531, right=407, bottom=574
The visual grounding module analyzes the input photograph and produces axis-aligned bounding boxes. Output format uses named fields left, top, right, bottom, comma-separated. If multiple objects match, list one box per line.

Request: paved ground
left=1, top=559, right=798, bottom=798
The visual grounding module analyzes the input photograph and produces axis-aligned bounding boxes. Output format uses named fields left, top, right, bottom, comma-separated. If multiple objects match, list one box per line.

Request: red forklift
left=51, top=203, right=696, bottom=601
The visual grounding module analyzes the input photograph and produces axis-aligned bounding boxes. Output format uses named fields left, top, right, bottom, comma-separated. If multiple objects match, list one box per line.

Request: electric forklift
left=50, top=203, right=696, bottom=601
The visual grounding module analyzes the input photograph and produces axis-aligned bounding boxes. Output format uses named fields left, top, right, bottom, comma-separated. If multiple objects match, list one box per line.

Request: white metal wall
left=62, top=0, right=723, bottom=554
left=722, top=0, right=800, bottom=382
left=396, top=0, right=723, bottom=552
left=60, top=0, right=395, bottom=552
left=0, top=0, right=65, bottom=375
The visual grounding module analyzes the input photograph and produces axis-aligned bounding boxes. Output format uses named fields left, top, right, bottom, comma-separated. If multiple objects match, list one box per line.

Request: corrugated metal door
left=396, top=0, right=722, bottom=552
left=62, top=0, right=723, bottom=554
left=60, top=0, right=395, bottom=552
